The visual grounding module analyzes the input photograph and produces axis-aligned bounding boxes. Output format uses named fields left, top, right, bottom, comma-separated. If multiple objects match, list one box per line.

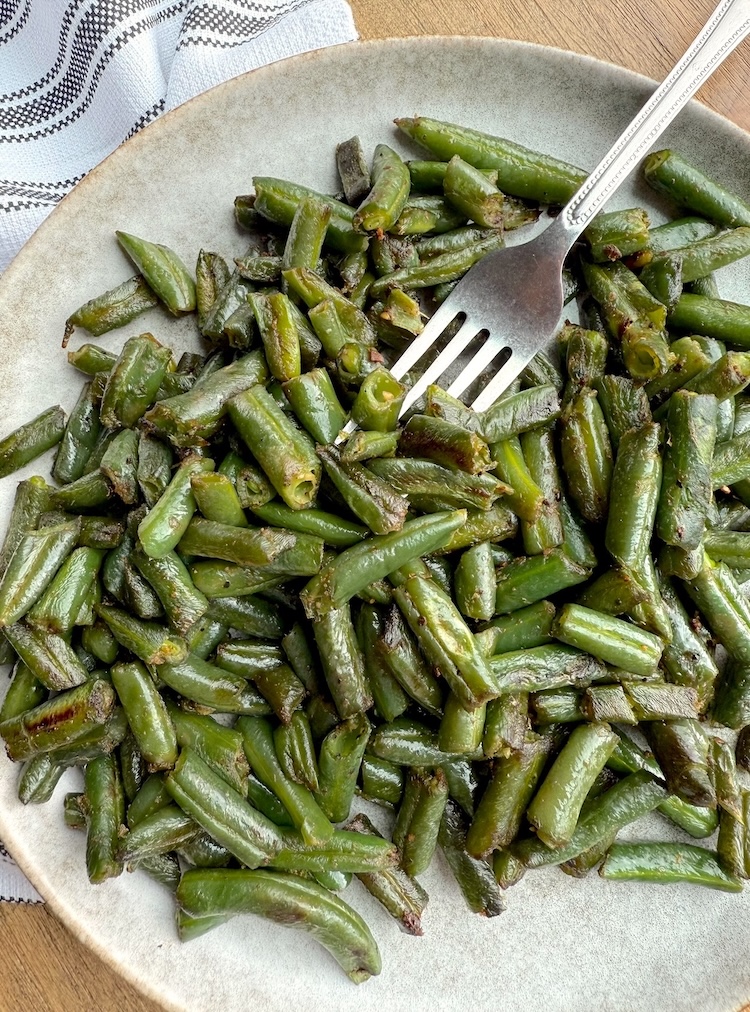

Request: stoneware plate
left=1, top=36, right=750, bottom=1012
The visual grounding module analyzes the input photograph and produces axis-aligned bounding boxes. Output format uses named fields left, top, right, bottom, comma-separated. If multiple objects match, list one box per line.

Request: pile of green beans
left=4, top=118, right=750, bottom=982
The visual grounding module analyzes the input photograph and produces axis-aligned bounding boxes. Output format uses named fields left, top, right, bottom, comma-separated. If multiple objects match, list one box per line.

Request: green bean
left=282, top=369, right=348, bottom=445
left=206, top=595, right=284, bottom=640
left=217, top=646, right=304, bottom=725
left=369, top=232, right=506, bottom=298
left=116, top=231, right=195, bottom=314
left=251, top=502, right=366, bottom=550
left=341, top=429, right=399, bottom=463
left=0, top=406, right=66, bottom=480
left=0, top=678, right=114, bottom=762
left=481, top=385, right=560, bottom=444
left=711, top=736, right=743, bottom=823
left=238, top=715, right=333, bottom=846
left=396, top=116, right=585, bottom=204
left=352, top=144, right=410, bottom=233
left=514, top=770, right=668, bottom=869
left=313, top=713, right=371, bottom=824
left=160, top=652, right=271, bottom=715
left=593, top=374, right=652, bottom=448
left=144, top=351, right=268, bottom=447
left=494, top=548, right=591, bottom=614
left=607, top=730, right=718, bottom=838
left=582, top=261, right=671, bottom=380
left=26, top=546, right=104, bottom=634
left=392, top=767, right=449, bottom=877
left=0, top=477, right=51, bottom=581
left=301, top=509, right=465, bottom=620
left=228, top=385, right=320, bottom=511
left=17, top=752, right=66, bottom=805
left=392, top=571, right=498, bottom=710
left=527, top=722, right=619, bottom=848
left=281, top=196, right=331, bottom=275
left=645, top=719, right=715, bottom=808
left=195, top=251, right=231, bottom=329
left=368, top=456, right=509, bottom=513
left=438, top=693, right=486, bottom=755
left=52, top=382, right=102, bottom=485
left=476, top=600, right=556, bottom=657
left=604, top=422, right=662, bottom=573
left=176, top=868, right=381, bottom=982
left=358, top=755, right=404, bottom=807
left=625, top=682, right=700, bottom=720
left=0, top=519, right=81, bottom=629
left=166, top=747, right=284, bottom=867
left=467, top=732, right=551, bottom=857
left=96, top=604, right=186, bottom=666
left=312, top=604, right=372, bottom=719
left=658, top=576, right=718, bottom=712
left=350, top=368, right=405, bottom=432
left=643, top=150, right=750, bottom=228
left=117, top=804, right=199, bottom=862
left=67, top=343, right=116, bottom=376
left=99, top=334, right=172, bottom=430
left=667, top=302, right=749, bottom=382
left=438, top=799, right=505, bottom=917
left=252, top=177, right=367, bottom=254
left=353, top=604, right=409, bottom=722
left=83, top=753, right=125, bottom=883
left=372, top=603, right=442, bottom=717
left=683, top=553, right=750, bottom=666
left=368, top=717, right=483, bottom=768
left=584, top=207, right=650, bottom=262
left=110, top=661, right=177, bottom=771
left=553, top=603, right=663, bottom=677
left=398, top=415, right=491, bottom=475
left=177, top=517, right=294, bottom=568
left=274, top=711, right=319, bottom=793
left=188, top=537, right=323, bottom=598
left=64, top=275, right=159, bottom=344
left=98, top=428, right=138, bottom=504
left=600, top=841, right=742, bottom=892
left=489, top=643, right=605, bottom=694
left=559, top=387, right=613, bottom=524
left=138, top=456, right=214, bottom=559
left=346, top=812, right=427, bottom=935
left=519, top=426, right=564, bottom=555
left=656, top=391, right=717, bottom=549
left=270, top=824, right=395, bottom=877
left=0, top=660, right=46, bottom=723
left=3, top=622, right=89, bottom=692
left=162, top=706, right=247, bottom=796
left=336, top=136, right=371, bottom=204
left=454, top=541, right=496, bottom=622
left=481, top=692, right=529, bottom=757
left=441, top=154, right=504, bottom=227
left=317, top=444, right=408, bottom=535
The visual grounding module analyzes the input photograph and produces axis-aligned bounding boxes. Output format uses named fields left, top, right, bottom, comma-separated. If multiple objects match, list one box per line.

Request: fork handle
left=557, top=0, right=750, bottom=239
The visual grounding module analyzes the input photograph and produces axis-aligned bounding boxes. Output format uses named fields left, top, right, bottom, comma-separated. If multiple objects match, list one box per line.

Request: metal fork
left=347, top=0, right=750, bottom=431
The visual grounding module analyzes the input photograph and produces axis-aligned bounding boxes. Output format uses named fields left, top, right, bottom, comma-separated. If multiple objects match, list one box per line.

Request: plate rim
left=2, top=33, right=750, bottom=1012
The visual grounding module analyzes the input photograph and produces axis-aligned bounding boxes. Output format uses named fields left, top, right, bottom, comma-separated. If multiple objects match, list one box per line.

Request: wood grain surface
left=1, top=2, right=749, bottom=1010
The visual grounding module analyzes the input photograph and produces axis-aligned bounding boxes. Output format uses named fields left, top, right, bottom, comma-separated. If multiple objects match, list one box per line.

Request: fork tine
left=388, top=298, right=464, bottom=382
left=444, top=334, right=513, bottom=402
left=398, top=317, right=481, bottom=417
left=469, top=350, right=536, bottom=413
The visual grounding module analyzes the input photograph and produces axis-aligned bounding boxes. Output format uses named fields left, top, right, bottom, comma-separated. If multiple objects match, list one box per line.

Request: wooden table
left=1, top=1, right=748, bottom=1009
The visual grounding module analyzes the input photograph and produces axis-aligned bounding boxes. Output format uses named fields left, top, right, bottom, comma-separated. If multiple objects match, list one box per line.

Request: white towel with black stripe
left=0, top=0, right=357, bottom=902
left=0, top=0, right=358, bottom=273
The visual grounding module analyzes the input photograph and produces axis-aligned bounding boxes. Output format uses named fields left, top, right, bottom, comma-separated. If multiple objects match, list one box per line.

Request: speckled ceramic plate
left=2, top=36, right=750, bottom=1012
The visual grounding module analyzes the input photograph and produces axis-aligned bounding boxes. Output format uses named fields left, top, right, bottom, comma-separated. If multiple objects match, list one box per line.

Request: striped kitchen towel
left=0, top=0, right=358, bottom=273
